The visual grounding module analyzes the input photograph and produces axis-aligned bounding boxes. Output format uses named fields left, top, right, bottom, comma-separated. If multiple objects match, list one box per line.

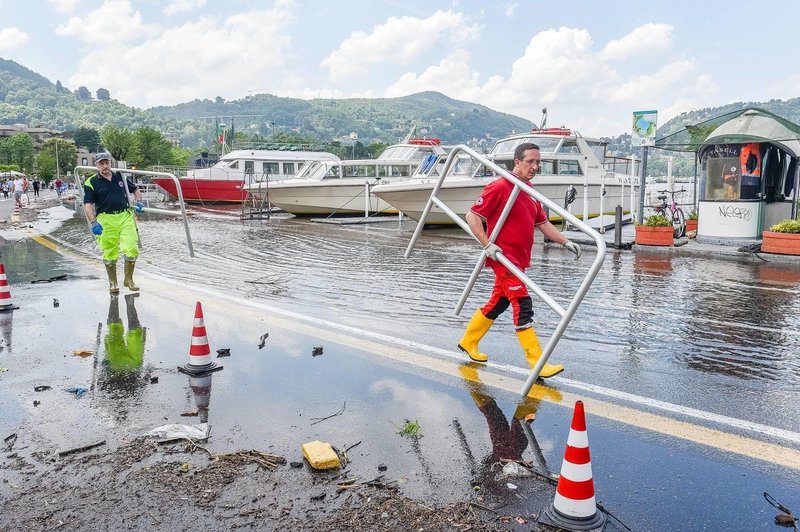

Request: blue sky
left=1, top=0, right=798, bottom=136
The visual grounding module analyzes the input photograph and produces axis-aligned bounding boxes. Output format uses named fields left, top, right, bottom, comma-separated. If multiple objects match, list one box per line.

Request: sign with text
left=697, top=200, right=762, bottom=238
left=632, top=110, right=658, bottom=147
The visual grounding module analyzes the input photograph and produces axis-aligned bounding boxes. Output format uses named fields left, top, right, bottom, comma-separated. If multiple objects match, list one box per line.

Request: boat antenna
left=539, top=108, right=547, bottom=129
left=402, top=123, right=417, bottom=143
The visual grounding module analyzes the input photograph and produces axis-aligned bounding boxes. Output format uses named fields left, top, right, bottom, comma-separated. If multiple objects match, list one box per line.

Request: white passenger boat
left=371, top=128, right=639, bottom=224
left=152, top=149, right=340, bottom=203
left=243, top=139, right=448, bottom=216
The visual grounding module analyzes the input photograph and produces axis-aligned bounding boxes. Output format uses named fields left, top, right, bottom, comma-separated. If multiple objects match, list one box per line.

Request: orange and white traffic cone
left=177, top=301, right=223, bottom=376
left=0, top=263, right=18, bottom=311
left=539, top=400, right=606, bottom=531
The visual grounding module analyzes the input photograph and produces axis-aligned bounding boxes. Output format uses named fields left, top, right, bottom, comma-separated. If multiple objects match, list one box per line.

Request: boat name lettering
left=718, top=205, right=752, bottom=221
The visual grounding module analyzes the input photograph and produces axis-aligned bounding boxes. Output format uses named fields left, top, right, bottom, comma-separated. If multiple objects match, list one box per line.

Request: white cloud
left=504, top=3, right=518, bottom=17
left=46, top=0, right=81, bottom=13
left=771, top=74, right=800, bottom=101
left=163, top=0, right=207, bottom=16
left=606, top=59, right=697, bottom=102
left=385, top=50, right=481, bottom=98
left=56, top=0, right=159, bottom=45
left=67, top=3, right=296, bottom=107
left=0, top=28, right=29, bottom=50
left=321, top=10, right=480, bottom=83
left=600, top=23, right=673, bottom=61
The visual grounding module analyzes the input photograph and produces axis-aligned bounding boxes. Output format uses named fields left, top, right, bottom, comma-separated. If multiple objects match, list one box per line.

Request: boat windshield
left=294, top=161, right=340, bottom=181
left=379, top=145, right=419, bottom=160
left=491, top=136, right=563, bottom=157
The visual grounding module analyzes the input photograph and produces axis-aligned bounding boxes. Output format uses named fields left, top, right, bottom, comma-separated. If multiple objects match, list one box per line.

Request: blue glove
left=134, top=201, right=144, bottom=213
left=91, top=221, right=103, bottom=235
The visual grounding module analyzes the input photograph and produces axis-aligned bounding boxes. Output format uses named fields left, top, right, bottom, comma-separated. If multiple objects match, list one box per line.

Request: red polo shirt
left=469, top=176, right=547, bottom=270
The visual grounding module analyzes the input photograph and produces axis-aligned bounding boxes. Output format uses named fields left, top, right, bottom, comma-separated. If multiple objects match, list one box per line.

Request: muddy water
left=51, top=208, right=800, bottom=430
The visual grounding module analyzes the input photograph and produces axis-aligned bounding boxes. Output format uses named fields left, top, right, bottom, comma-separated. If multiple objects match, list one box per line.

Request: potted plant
left=762, top=219, right=800, bottom=255
left=685, top=210, right=698, bottom=233
left=635, top=215, right=674, bottom=246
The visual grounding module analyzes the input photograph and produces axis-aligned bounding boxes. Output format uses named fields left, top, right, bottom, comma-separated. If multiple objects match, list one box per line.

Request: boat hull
left=152, top=178, right=246, bottom=203
left=372, top=178, right=637, bottom=224
left=248, top=180, right=398, bottom=216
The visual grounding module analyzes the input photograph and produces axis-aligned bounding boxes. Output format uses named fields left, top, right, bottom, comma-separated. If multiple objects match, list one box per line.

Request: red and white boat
left=152, top=149, right=340, bottom=203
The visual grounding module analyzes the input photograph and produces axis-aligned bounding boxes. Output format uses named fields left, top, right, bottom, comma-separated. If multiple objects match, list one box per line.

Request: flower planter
left=635, top=226, right=674, bottom=246
left=685, top=219, right=698, bottom=233
left=761, top=231, right=800, bottom=255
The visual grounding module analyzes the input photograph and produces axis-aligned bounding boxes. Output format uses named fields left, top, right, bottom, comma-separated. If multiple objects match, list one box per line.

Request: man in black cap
left=83, top=152, right=145, bottom=293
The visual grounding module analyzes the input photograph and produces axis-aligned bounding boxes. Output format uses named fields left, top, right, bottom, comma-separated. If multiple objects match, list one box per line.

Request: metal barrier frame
left=404, top=145, right=607, bottom=398
left=72, top=166, right=195, bottom=258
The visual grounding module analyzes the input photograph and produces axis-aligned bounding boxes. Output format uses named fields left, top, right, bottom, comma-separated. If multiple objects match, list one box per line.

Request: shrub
left=688, top=210, right=698, bottom=220
left=643, top=214, right=672, bottom=227
left=769, top=219, right=800, bottom=233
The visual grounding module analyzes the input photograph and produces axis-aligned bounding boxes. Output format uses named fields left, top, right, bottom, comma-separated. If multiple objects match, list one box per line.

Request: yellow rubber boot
left=104, top=261, right=119, bottom=294
left=516, top=327, right=564, bottom=378
left=457, top=310, right=494, bottom=362
left=123, top=260, right=139, bottom=291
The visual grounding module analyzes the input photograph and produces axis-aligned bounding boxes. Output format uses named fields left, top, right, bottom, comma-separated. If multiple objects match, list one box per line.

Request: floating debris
left=258, top=333, right=269, bottom=349
left=72, top=350, right=94, bottom=358
left=312, top=345, right=323, bottom=357
left=216, top=347, right=231, bottom=357
left=34, top=385, right=51, bottom=392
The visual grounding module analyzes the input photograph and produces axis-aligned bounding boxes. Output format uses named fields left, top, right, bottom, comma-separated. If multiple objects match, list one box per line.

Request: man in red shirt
left=459, top=142, right=581, bottom=378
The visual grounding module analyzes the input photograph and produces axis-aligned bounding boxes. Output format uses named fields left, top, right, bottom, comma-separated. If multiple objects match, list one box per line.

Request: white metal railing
left=404, top=145, right=606, bottom=398
left=72, top=166, right=195, bottom=258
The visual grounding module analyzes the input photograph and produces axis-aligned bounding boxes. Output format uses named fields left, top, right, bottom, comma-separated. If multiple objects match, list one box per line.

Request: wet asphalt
left=0, top=196, right=798, bottom=531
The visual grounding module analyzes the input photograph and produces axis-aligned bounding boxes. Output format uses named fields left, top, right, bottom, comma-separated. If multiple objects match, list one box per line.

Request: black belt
left=102, top=209, right=129, bottom=215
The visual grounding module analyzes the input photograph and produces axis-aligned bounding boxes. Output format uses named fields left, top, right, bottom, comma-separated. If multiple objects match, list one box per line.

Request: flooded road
left=52, top=207, right=800, bottom=430
left=3, top=203, right=799, bottom=530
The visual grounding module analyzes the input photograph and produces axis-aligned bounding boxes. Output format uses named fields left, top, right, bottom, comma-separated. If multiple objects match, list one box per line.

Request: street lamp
left=349, top=132, right=358, bottom=160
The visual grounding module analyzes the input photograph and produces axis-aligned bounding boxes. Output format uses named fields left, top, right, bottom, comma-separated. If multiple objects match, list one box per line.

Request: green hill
left=0, top=58, right=532, bottom=148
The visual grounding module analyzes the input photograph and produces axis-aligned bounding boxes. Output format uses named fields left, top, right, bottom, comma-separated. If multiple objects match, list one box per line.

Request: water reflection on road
left=51, top=208, right=800, bottom=428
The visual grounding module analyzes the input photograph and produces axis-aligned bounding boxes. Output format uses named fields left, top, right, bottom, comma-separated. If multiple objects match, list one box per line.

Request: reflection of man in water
left=458, top=363, right=562, bottom=491
left=100, top=294, right=147, bottom=405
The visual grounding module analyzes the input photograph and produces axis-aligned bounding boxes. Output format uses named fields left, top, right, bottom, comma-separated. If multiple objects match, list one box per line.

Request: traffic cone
left=539, top=401, right=606, bottom=531
left=0, top=263, right=18, bottom=311
left=189, top=374, right=213, bottom=423
left=177, top=302, right=223, bottom=375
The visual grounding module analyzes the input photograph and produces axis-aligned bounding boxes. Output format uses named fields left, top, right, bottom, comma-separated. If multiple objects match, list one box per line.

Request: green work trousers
left=96, top=210, right=139, bottom=262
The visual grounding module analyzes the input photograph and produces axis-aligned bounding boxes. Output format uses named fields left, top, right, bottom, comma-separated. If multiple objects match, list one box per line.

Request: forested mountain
left=0, top=58, right=531, bottom=148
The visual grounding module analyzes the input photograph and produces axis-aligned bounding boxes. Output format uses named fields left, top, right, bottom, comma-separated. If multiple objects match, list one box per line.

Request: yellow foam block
left=301, top=440, right=341, bottom=470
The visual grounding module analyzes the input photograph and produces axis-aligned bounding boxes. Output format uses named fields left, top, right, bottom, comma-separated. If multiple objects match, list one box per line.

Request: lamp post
left=55, top=138, right=60, bottom=181
left=349, top=132, right=358, bottom=160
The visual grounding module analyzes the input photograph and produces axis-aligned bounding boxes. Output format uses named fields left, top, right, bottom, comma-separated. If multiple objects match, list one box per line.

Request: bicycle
left=653, top=188, right=686, bottom=238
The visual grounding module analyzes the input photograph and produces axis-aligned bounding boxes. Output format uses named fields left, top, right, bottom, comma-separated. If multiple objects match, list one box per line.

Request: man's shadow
left=457, top=362, right=562, bottom=497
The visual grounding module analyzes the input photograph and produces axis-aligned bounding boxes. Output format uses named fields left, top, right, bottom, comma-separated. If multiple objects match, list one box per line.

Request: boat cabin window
left=244, top=161, right=254, bottom=175
left=491, top=137, right=562, bottom=157
left=587, top=141, right=607, bottom=162
left=558, top=160, right=582, bottom=175
left=557, top=141, right=579, bottom=154
left=538, top=160, right=556, bottom=175
left=344, top=165, right=377, bottom=178
left=227, top=161, right=239, bottom=169
left=283, top=162, right=295, bottom=175
left=379, top=164, right=411, bottom=178
left=263, top=162, right=279, bottom=175
left=380, top=146, right=418, bottom=160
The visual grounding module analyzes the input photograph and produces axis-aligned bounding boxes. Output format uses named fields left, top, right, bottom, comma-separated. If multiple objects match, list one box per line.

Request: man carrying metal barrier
left=458, top=142, right=581, bottom=378
left=83, top=152, right=145, bottom=294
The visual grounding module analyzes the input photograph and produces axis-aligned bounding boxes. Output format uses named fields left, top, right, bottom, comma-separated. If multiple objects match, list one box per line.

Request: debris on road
left=258, top=333, right=269, bottom=349
left=310, top=401, right=346, bottom=426
left=72, top=350, right=93, bottom=358
left=312, top=345, right=323, bottom=357
left=216, top=348, right=231, bottom=357
left=180, top=411, right=199, bottom=417
left=3, top=433, right=17, bottom=451
left=57, top=439, right=106, bottom=457
left=33, top=385, right=51, bottom=392
left=65, top=387, right=88, bottom=398
left=147, top=423, right=211, bottom=442
left=301, top=441, right=341, bottom=470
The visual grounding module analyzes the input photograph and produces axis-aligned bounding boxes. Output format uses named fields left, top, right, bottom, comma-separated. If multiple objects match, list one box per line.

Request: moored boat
left=372, top=127, right=639, bottom=224
left=152, top=149, right=341, bottom=203
left=243, top=138, right=449, bottom=216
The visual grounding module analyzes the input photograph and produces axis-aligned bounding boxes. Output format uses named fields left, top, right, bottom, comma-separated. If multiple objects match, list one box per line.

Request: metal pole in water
left=637, top=147, right=648, bottom=224
left=614, top=205, right=622, bottom=248
left=582, top=156, right=589, bottom=222
left=364, top=181, right=369, bottom=218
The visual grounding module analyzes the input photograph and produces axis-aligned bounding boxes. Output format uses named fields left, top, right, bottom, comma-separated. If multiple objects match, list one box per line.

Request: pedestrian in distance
left=11, top=176, right=24, bottom=208
left=1, top=180, right=8, bottom=199
left=458, top=142, right=581, bottom=378
left=32, top=179, right=40, bottom=198
left=83, top=152, right=145, bottom=294
left=54, top=178, right=63, bottom=198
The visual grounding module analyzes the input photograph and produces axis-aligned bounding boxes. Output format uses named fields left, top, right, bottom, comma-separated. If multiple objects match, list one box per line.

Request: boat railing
left=404, top=145, right=606, bottom=398
left=72, top=166, right=195, bottom=258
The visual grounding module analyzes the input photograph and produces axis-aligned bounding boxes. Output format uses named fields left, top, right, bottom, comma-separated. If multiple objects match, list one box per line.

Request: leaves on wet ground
left=71, top=350, right=94, bottom=358
left=392, top=419, right=422, bottom=438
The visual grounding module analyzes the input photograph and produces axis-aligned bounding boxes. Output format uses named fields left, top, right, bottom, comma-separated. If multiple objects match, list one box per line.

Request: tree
left=75, top=86, right=91, bottom=100
left=0, top=134, right=36, bottom=172
left=100, top=124, right=137, bottom=162
left=132, top=127, right=175, bottom=167
left=96, top=88, right=110, bottom=101
left=37, top=138, right=77, bottom=180
left=72, top=127, right=101, bottom=151
left=55, top=80, right=64, bottom=93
